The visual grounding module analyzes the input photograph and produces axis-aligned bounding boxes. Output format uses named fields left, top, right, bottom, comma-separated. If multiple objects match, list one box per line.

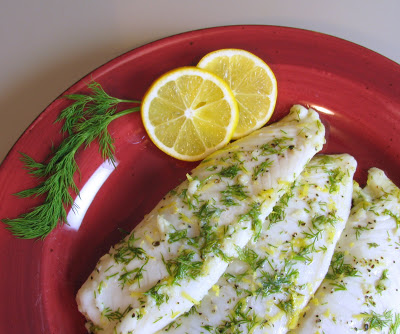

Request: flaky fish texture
left=76, top=105, right=325, bottom=334
left=292, top=168, right=400, bottom=334
left=158, top=154, right=356, bottom=334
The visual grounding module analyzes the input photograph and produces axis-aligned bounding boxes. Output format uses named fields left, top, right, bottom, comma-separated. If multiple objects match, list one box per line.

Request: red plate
left=1, top=26, right=400, bottom=333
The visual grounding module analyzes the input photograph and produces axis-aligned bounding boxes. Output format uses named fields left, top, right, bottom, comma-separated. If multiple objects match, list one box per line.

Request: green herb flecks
left=260, top=137, right=294, bottom=156
left=180, top=189, right=199, bottom=211
left=3, top=82, right=140, bottom=239
left=292, top=245, right=312, bottom=264
left=212, top=299, right=261, bottom=334
left=325, top=252, right=359, bottom=291
left=253, top=160, right=273, bottom=180
left=384, top=209, right=400, bottom=227
left=194, top=201, right=222, bottom=223
left=101, top=304, right=133, bottom=321
left=164, top=249, right=203, bottom=285
left=267, top=190, right=293, bottom=229
left=189, top=201, right=229, bottom=261
left=277, top=297, right=294, bottom=315
left=361, top=310, right=392, bottom=331
left=118, top=260, right=148, bottom=288
left=302, top=213, right=338, bottom=252
left=239, top=202, right=262, bottom=241
left=376, top=269, right=389, bottom=295
left=353, top=225, right=370, bottom=240
left=221, top=184, right=249, bottom=206
left=144, top=283, right=169, bottom=307
left=219, top=164, right=241, bottom=179
left=236, top=247, right=266, bottom=272
left=168, top=227, right=188, bottom=244
left=389, top=313, right=400, bottom=334
left=327, top=167, right=345, bottom=193
left=114, top=233, right=148, bottom=264
left=255, top=265, right=299, bottom=298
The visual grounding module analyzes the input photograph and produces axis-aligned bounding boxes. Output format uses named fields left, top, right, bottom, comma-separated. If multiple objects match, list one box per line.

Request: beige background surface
left=1, top=0, right=399, bottom=163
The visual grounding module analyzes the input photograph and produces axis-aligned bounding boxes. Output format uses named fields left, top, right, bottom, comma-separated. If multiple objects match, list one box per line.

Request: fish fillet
left=157, top=154, right=356, bottom=334
left=292, top=168, right=400, bottom=334
left=76, top=105, right=325, bottom=334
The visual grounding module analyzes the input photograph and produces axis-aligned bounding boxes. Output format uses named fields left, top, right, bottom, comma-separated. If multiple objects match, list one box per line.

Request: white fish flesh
left=76, top=105, right=325, bottom=334
left=157, top=154, right=356, bottom=334
left=292, top=168, right=400, bottom=334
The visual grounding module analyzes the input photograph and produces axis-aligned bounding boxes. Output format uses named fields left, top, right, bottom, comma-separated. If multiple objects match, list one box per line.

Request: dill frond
left=2, top=81, right=140, bottom=239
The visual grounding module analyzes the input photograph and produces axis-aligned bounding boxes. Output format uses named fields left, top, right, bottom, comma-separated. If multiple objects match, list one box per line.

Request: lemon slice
left=141, top=67, right=239, bottom=161
left=197, top=49, right=277, bottom=139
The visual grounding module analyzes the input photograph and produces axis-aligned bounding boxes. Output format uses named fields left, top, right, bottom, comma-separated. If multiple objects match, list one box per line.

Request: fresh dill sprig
left=2, top=81, right=140, bottom=239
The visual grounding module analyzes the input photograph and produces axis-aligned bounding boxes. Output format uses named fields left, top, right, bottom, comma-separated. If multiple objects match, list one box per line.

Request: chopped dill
left=260, top=137, right=293, bottom=156
left=239, top=202, right=262, bottom=241
left=101, top=304, right=133, bottom=321
left=361, top=310, right=392, bottom=331
left=236, top=247, right=266, bottom=271
left=164, top=249, right=203, bottom=284
left=326, top=167, right=345, bottom=193
left=194, top=201, right=222, bottom=223
left=253, top=160, right=273, bottom=180
left=384, top=209, right=400, bottom=227
left=325, top=252, right=359, bottom=291
left=180, top=189, right=199, bottom=210
left=224, top=271, right=249, bottom=284
left=277, top=297, right=294, bottom=315
left=376, top=269, right=389, bottom=294
left=144, top=283, right=169, bottom=307
left=218, top=164, right=241, bottom=179
left=168, top=227, right=188, bottom=243
left=353, top=225, right=370, bottom=239
left=267, top=191, right=293, bottom=229
left=255, top=265, right=298, bottom=298
left=292, top=245, right=312, bottom=264
left=389, top=313, right=400, bottom=334
left=118, top=260, right=148, bottom=288
left=221, top=184, right=249, bottom=206
left=113, top=233, right=148, bottom=264
left=212, top=299, right=260, bottom=334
